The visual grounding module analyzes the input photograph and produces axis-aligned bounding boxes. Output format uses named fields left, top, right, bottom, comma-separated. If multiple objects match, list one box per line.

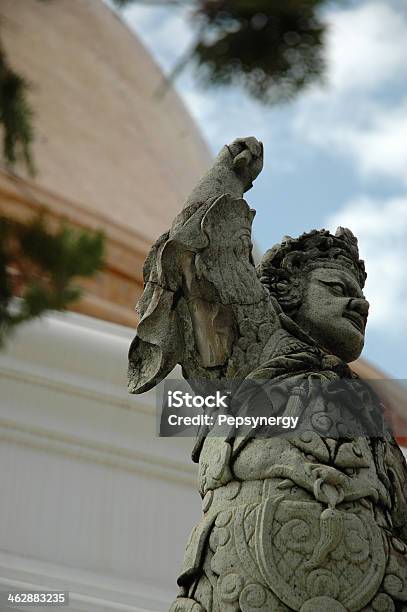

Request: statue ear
left=128, top=284, right=182, bottom=394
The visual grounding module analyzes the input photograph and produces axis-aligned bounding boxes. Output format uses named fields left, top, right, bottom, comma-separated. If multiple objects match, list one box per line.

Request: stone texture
left=129, top=137, right=407, bottom=611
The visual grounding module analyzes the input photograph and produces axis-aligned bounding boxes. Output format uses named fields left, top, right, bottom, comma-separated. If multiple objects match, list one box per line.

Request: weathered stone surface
left=129, top=137, right=407, bottom=611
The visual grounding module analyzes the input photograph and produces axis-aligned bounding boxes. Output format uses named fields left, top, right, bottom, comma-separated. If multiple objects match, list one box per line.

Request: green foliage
left=0, top=217, right=105, bottom=345
left=192, top=0, right=327, bottom=103
left=0, top=45, right=35, bottom=173
left=113, top=0, right=329, bottom=104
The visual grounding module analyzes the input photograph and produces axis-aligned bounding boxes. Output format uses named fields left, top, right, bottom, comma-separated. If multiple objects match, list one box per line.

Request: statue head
left=258, top=227, right=369, bottom=362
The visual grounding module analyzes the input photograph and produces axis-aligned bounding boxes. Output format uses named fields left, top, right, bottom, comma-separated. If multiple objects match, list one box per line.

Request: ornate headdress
left=257, top=227, right=366, bottom=316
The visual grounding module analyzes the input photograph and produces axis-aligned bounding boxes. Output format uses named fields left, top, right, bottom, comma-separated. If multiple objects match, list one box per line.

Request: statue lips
left=342, top=310, right=366, bottom=334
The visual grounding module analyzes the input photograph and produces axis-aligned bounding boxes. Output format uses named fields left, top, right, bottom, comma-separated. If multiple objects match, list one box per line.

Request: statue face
left=293, top=267, right=369, bottom=362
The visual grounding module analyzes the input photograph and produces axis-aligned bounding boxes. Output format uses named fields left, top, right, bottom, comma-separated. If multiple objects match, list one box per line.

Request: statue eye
left=329, top=283, right=346, bottom=296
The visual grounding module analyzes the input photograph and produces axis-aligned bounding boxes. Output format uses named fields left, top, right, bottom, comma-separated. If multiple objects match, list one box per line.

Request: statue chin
left=300, top=320, right=365, bottom=364
left=333, top=343, right=363, bottom=364
left=322, top=329, right=365, bottom=363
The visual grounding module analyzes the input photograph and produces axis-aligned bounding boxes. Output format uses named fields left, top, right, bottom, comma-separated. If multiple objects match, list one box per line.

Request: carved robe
left=173, top=333, right=407, bottom=612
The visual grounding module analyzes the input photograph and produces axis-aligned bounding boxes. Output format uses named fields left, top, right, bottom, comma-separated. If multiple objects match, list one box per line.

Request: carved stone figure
left=128, top=138, right=407, bottom=612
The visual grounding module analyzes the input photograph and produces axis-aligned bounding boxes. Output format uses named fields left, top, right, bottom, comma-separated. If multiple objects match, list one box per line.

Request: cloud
left=122, top=4, right=196, bottom=73
left=337, top=102, right=407, bottom=183
left=294, top=1, right=407, bottom=341
left=181, top=87, right=276, bottom=152
left=296, top=97, right=407, bottom=185
left=293, top=1, right=407, bottom=186
left=326, top=2, right=407, bottom=93
left=326, top=196, right=407, bottom=331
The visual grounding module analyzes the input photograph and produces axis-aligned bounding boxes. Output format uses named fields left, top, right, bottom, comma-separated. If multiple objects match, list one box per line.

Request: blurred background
left=0, top=1, right=406, bottom=610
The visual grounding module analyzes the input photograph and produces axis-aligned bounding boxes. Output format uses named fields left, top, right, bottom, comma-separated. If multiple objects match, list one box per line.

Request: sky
left=119, top=0, right=407, bottom=378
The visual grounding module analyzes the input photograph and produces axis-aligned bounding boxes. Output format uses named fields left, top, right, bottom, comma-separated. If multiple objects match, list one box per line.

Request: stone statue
left=128, top=138, right=407, bottom=612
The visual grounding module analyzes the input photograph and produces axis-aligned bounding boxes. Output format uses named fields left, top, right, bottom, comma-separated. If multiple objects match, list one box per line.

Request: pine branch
left=0, top=216, right=105, bottom=345
left=0, top=43, right=35, bottom=174
left=115, top=0, right=328, bottom=105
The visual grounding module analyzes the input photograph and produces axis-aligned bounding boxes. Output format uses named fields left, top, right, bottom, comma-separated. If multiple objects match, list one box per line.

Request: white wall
left=0, top=312, right=200, bottom=611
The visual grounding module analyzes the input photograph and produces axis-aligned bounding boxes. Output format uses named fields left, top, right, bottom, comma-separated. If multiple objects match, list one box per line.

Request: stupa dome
left=0, top=0, right=211, bottom=326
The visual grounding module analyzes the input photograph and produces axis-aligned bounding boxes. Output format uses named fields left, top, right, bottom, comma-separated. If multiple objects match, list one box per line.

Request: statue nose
left=349, top=298, right=370, bottom=317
